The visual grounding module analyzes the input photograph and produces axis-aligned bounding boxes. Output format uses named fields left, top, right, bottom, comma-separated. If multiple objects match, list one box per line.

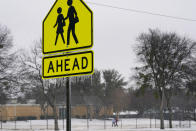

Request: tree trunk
left=160, top=106, right=164, bottom=129
left=160, top=88, right=165, bottom=129
left=53, top=106, right=59, bottom=131
left=165, top=93, right=172, bottom=128
left=194, top=108, right=196, bottom=121
left=167, top=99, right=172, bottom=128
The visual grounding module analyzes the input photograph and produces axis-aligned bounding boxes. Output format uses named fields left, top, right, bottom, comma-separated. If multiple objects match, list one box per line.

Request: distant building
left=0, top=97, right=113, bottom=121
left=0, top=104, right=53, bottom=121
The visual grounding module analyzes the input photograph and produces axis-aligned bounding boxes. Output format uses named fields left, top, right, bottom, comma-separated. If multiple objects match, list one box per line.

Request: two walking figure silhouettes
left=54, top=0, right=79, bottom=46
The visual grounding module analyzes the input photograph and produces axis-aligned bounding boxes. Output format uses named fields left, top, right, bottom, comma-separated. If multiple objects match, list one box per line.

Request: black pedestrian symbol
left=54, top=0, right=79, bottom=46
left=64, top=0, right=79, bottom=45
left=54, top=7, right=66, bottom=45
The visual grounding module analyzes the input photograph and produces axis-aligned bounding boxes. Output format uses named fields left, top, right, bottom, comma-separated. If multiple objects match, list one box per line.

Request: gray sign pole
left=66, top=77, right=71, bottom=131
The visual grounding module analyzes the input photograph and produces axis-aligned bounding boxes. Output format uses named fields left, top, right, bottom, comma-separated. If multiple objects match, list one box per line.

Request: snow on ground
left=113, top=111, right=138, bottom=115
left=0, top=118, right=196, bottom=131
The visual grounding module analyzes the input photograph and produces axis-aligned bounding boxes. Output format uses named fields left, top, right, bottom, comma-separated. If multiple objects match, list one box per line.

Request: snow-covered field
left=1, top=118, right=196, bottom=131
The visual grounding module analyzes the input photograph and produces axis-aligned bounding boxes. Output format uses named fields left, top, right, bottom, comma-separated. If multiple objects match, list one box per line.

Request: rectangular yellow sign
left=42, top=51, right=94, bottom=79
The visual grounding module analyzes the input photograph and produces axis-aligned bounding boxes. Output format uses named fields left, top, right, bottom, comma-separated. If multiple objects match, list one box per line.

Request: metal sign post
left=66, top=77, right=71, bottom=131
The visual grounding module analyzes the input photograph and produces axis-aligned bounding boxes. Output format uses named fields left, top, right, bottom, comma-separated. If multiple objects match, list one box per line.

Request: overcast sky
left=0, top=0, right=196, bottom=84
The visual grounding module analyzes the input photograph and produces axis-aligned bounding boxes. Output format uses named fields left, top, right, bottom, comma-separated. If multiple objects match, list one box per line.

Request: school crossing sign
left=42, top=0, right=94, bottom=79
left=43, top=0, right=93, bottom=54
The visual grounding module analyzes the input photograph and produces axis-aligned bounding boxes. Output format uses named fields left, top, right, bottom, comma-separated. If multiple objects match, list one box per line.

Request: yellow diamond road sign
left=42, top=51, right=94, bottom=79
left=43, top=0, right=93, bottom=54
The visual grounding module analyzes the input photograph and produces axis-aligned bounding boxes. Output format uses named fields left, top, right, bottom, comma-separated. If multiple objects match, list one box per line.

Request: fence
left=0, top=111, right=194, bottom=130
left=0, top=118, right=193, bottom=130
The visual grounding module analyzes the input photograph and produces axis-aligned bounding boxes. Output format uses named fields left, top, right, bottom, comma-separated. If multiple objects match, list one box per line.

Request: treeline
left=21, top=69, right=128, bottom=112
left=126, top=88, right=196, bottom=114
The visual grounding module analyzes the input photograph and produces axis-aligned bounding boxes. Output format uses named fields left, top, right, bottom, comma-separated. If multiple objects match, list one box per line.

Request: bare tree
left=134, top=29, right=196, bottom=129
left=0, top=25, right=19, bottom=103
left=18, top=41, right=64, bottom=130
